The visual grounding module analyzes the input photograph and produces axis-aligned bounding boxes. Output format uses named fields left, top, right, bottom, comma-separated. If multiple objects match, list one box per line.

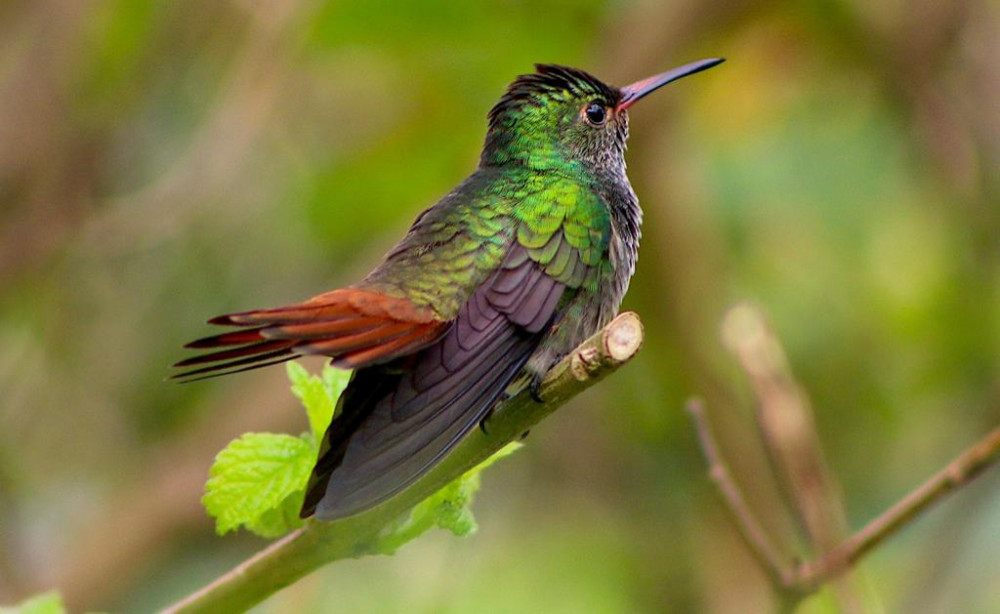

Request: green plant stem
left=160, top=311, right=644, bottom=614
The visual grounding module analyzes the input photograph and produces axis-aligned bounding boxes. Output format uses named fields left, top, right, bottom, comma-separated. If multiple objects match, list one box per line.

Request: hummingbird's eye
left=583, top=102, right=607, bottom=126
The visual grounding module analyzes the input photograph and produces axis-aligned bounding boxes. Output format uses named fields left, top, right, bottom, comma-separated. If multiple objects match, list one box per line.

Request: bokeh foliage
left=1, top=1, right=998, bottom=612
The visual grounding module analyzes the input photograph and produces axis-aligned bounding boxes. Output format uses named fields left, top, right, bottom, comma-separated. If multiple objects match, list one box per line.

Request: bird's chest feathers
left=601, top=184, right=642, bottom=318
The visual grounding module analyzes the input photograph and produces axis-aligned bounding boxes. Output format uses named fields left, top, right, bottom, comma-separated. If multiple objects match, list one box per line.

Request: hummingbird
left=175, top=58, right=724, bottom=520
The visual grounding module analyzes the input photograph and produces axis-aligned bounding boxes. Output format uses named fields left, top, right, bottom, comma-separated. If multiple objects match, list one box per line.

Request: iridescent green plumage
left=362, top=65, right=630, bottom=385
left=176, top=60, right=723, bottom=519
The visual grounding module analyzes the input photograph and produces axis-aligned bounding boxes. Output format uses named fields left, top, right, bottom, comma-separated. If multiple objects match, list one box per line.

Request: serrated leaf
left=423, top=441, right=521, bottom=536
left=286, top=362, right=350, bottom=439
left=376, top=441, right=522, bottom=553
left=247, top=488, right=306, bottom=538
left=0, top=591, right=65, bottom=614
left=203, top=433, right=314, bottom=536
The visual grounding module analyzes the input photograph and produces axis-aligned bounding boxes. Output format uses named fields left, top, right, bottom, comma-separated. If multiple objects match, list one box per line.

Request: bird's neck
left=479, top=141, right=639, bottom=236
left=479, top=136, right=574, bottom=173
left=480, top=143, right=629, bottom=192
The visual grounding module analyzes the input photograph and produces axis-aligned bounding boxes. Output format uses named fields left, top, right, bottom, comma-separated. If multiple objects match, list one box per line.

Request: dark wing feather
left=302, top=245, right=568, bottom=519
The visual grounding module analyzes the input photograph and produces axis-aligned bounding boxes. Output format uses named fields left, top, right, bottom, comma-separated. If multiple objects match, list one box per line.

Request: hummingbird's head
left=480, top=60, right=724, bottom=179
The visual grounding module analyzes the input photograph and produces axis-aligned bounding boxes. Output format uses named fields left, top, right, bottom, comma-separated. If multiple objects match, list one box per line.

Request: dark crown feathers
left=488, top=64, right=620, bottom=126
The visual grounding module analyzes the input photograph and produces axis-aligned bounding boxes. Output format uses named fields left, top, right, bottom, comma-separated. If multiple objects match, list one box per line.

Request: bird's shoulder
left=359, top=168, right=611, bottom=316
left=510, top=171, right=611, bottom=289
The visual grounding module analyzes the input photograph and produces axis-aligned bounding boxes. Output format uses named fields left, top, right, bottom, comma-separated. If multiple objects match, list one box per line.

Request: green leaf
left=321, top=364, right=351, bottom=405
left=203, top=364, right=514, bottom=543
left=427, top=440, right=521, bottom=536
left=247, top=488, right=307, bottom=538
left=286, top=362, right=350, bottom=439
left=376, top=441, right=522, bottom=553
left=0, top=591, right=65, bottom=614
left=203, top=433, right=315, bottom=536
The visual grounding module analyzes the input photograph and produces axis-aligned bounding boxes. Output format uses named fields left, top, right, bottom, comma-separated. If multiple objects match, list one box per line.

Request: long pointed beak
left=617, top=58, right=725, bottom=111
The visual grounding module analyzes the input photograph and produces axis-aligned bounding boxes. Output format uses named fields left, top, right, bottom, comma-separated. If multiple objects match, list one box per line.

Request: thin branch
left=720, top=304, right=851, bottom=553
left=720, top=303, right=863, bottom=611
left=798, top=424, right=1000, bottom=588
left=685, top=398, right=796, bottom=590
left=159, top=312, right=644, bottom=614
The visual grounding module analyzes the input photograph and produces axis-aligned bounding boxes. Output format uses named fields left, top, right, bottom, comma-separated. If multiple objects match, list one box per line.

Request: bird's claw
left=479, top=405, right=496, bottom=435
left=529, top=376, right=544, bottom=403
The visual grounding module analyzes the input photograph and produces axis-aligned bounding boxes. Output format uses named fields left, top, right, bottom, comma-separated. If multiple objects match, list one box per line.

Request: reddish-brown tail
left=173, top=288, right=450, bottom=381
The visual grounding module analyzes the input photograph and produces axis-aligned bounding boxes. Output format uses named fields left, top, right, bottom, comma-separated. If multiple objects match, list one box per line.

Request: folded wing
left=303, top=244, right=568, bottom=519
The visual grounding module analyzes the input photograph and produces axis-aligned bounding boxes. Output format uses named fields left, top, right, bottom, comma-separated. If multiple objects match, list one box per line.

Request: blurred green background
left=1, top=0, right=999, bottom=612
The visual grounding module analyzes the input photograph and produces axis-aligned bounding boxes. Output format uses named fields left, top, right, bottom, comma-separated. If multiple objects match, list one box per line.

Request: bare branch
left=798, top=425, right=1000, bottom=588
left=720, top=303, right=850, bottom=553
left=686, top=398, right=796, bottom=590
left=720, top=303, right=863, bottom=611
